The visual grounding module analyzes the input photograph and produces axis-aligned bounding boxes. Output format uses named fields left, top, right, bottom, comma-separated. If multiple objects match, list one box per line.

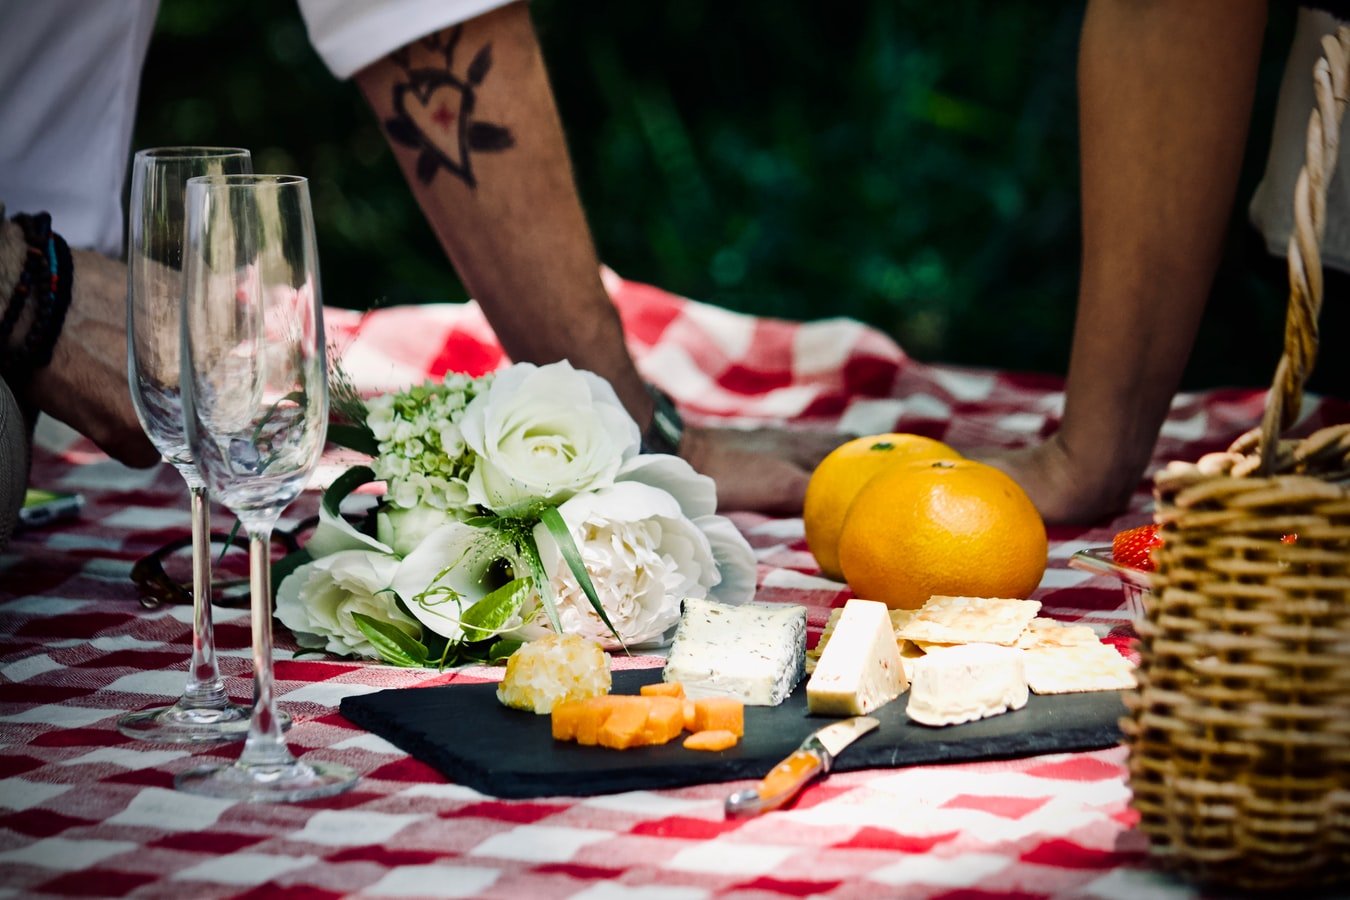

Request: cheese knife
left=724, top=715, right=880, bottom=818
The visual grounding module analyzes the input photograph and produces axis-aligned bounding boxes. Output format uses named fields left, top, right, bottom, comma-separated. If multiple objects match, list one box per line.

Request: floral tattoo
left=382, top=27, right=515, bottom=189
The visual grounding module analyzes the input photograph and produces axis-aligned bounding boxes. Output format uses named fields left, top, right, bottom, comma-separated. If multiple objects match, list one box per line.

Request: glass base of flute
left=116, top=703, right=255, bottom=744
left=117, top=483, right=263, bottom=743
left=175, top=516, right=356, bottom=802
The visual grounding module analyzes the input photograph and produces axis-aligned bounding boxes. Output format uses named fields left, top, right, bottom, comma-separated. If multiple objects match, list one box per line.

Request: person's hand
left=975, top=434, right=1143, bottom=526
left=23, top=249, right=157, bottom=467
left=680, top=425, right=847, bottom=515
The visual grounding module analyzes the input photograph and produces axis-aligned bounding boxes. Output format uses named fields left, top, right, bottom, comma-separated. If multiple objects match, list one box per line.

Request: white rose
left=376, top=504, right=467, bottom=557
left=459, top=361, right=639, bottom=515
left=520, top=481, right=720, bottom=649
left=275, top=550, right=417, bottom=658
left=391, top=523, right=531, bottom=643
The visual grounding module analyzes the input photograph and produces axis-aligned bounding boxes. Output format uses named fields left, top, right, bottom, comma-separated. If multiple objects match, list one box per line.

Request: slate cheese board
left=339, top=669, right=1126, bottom=799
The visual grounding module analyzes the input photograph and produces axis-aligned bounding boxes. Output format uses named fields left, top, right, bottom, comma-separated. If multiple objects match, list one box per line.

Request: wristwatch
left=641, top=383, right=684, bottom=455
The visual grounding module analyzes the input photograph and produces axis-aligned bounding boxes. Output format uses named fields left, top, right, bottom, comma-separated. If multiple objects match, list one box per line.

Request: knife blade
left=724, top=716, right=880, bottom=818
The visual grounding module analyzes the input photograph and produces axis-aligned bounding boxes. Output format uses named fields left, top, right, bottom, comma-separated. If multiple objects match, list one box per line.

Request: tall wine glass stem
left=117, top=473, right=257, bottom=742
left=183, top=483, right=227, bottom=708
left=240, top=520, right=294, bottom=768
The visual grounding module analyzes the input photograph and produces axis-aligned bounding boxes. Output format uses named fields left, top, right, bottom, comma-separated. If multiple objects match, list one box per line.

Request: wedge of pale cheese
left=662, top=598, right=806, bottom=706
left=806, top=605, right=920, bottom=674
left=906, top=643, right=1028, bottom=727
left=806, top=598, right=908, bottom=716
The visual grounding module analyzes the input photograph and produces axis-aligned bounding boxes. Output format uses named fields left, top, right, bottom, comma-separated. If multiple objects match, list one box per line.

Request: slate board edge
left=339, top=676, right=1126, bottom=801
left=340, top=688, right=774, bottom=799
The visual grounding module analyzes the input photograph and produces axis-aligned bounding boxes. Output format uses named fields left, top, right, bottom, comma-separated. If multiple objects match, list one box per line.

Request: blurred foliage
left=136, top=0, right=1315, bottom=390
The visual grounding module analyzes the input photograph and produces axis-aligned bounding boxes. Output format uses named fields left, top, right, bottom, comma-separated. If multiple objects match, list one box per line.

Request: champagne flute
left=122, top=147, right=263, bottom=742
left=175, top=173, right=357, bottom=801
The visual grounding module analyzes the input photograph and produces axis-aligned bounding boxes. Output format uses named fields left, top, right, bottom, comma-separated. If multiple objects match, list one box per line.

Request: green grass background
left=135, top=1, right=1315, bottom=391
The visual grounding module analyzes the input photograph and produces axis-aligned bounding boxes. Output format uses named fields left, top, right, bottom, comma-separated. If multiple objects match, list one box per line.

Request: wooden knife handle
left=724, top=750, right=825, bottom=818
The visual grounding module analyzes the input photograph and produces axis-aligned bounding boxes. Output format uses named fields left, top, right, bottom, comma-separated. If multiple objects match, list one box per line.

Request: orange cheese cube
left=692, top=697, right=744, bottom=737
left=597, top=697, right=650, bottom=750
left=683, top=729, right=739, bottom=752
left=551, top=699, right=585, bottom=741
left=575, top=696, right=621, bottom=746
left=641, top=681, right=685, bottom=698
left=641, top=696, right=685, bottom=745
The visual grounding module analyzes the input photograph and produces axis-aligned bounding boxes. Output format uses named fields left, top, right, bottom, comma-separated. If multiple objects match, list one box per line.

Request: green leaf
left=519, top=536, right=563, bottom=635
left=459, top=577, right=530, bottom=642
left=539, top=506, right=625, bottom=651
left=328, top=423, right=380, bottom=457
left=487, top=638, right=523, bottom=661
left=351, top=612, right=428, bottom=668
left=322, top=465, right=377, bottom=518
left=219, top=518, right=243, bottom=564
left=269, top=548, right=312, bottom=604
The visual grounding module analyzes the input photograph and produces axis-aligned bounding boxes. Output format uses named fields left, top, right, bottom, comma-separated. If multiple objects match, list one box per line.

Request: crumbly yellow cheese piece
left=497, top=633, right=611, bottom=714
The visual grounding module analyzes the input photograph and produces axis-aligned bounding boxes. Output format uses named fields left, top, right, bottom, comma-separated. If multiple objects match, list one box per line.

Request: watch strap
left=641, top=383, right=684, bottom=455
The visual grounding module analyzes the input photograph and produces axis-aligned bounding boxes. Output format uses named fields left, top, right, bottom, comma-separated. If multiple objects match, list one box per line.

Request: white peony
left=519, top=481, right=723, bottom=649
left=459, top=361, right=639, bottom=515
left=391, top=522, right=531, bottom=643
left=618, top=452, right=756, bottom=606
left=617, top=452, right=717, bottom=519
left=275, top=550, right=417, bottom=658
left=695, top=513, right=758, bottom=606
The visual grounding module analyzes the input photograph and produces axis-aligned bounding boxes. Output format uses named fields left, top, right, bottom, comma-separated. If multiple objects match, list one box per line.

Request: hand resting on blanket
left=681, top=424, right=847, bottom=516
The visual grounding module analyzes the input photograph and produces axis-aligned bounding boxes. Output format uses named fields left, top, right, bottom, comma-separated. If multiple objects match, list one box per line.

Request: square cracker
left=896, top=596, right=1041, bottom=647
left=1015, top=617, right=1099, bottom=650
left=1023, top=642, right=1136, bottom=694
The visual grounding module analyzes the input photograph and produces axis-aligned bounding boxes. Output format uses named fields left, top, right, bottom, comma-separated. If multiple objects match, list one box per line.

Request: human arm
left=350, top=1, right=840, bottom=512
left=985, top=0, right=1269, bottom=523
left=0, top=215, right=156, bottom=468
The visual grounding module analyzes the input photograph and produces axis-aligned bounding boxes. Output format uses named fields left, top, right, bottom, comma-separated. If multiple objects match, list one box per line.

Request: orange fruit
left=804, top=433, right=961, bottom=580
left=799, top=434, right=961, bottom=580
left=837, top=458, right=1047, bottom=609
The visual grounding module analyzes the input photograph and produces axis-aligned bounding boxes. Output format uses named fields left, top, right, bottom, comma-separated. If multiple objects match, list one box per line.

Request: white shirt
left=0, top=0, right=160, bottom=256
left=296, top=0, right=514, bottom=80
left=1249, top=8, right=1350, bottom=274
left=0, top=0, right=511, bottom=256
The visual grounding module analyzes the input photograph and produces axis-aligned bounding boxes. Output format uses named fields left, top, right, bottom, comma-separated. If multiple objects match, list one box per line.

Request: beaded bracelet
left=2, top=212, right=73, bottom=385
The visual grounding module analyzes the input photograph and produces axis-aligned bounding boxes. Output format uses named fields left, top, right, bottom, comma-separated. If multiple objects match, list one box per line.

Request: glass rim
left=134, top=146, right=251, bottom=160
left=185, top=173, right=308, bottom=188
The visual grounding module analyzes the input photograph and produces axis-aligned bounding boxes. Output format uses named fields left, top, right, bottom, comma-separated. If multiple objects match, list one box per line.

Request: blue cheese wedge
left=806, top=598, right=908, bottom=716
left=662, top=598, right=806, bottom=706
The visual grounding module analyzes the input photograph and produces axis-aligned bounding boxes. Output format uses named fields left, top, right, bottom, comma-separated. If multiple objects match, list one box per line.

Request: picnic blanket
left=1, top=271, right=1344, bottom=898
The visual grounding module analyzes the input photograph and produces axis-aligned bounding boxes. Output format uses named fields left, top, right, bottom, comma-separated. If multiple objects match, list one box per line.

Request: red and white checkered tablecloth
left=2, top=272, right=1345, bottom=898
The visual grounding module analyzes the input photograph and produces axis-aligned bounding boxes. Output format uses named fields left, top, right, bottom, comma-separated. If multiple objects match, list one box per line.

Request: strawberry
left=1112, top=523, right=1163, bottom=571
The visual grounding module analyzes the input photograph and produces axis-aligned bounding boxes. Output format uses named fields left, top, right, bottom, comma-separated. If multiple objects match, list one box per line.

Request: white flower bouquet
left=273, top=361, right=756, bottom=667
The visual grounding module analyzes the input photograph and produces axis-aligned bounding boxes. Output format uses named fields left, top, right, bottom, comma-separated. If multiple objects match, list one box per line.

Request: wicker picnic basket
left=1121, top=26, right=1350, bottom=892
